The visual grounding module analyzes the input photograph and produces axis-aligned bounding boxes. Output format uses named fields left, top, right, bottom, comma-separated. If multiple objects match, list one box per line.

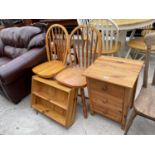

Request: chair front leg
left=80, top=88, right=88, bottom=118
left=125, top=47, right=132, bottom=59
left=124, top=108, right=137, bottom=135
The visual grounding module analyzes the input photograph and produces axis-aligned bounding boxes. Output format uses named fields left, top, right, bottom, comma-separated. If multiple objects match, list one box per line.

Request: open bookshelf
left=31, top=76, right=77, bottom=128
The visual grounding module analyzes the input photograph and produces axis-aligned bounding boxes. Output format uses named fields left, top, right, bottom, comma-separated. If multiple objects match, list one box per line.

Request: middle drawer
left=88, top=78, right=125, bottom=99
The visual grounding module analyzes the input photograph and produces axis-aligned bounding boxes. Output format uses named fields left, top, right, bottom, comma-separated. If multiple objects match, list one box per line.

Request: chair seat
left=128, top=37, right=155, bottom=52
left=55, top=66, right=86, bottom=88
left=134, top=84, right=155, bottom=120
left=32, top=60, right=66, bottom=78
left=97, top=41, right=121, bottom=54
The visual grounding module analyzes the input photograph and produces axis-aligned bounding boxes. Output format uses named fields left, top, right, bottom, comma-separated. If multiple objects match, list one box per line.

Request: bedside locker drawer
left=88, top=78, right=124, bottom=123
left=88, top=79, right=124, bottom=98
left=92, top=103, right=122, bottom=123
left=91, top=91, right=123, bottom=111
left=90, top=91, right=123, bottom=122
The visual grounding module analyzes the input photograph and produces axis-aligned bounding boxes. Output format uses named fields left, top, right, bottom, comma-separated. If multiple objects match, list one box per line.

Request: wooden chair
left=77, top=19, right=92, bottom=25
left=32, top=24, right=69, bottom=78
left=90, top=19, right=121, bottom=55
left=55, top=25, right=102, bottom=118
left=126, top=24, right=155, bottom=60
left=127, top=32, right=155, bottom=88
left=76, top=19, right=92, bottom=41
left=124, top=33, right=155, bottom=134
left=124, top=77, right=155, bottom=134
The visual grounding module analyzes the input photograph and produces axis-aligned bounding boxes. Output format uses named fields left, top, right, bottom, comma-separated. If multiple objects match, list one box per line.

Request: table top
left=91, top=19, right=155, bottom=30
left=83, top=56, right=144, bottom=88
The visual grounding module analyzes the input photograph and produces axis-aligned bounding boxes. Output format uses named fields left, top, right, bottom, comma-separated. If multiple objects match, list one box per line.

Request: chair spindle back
left=77, top=19, right=92, bottom=25
left=91, top=19, right=119, bottom=51
left=144, top=32, right=155, bottom=49
left=45, top=24, right=69, bottom=64
left=69, top=25, right=102, bottom=68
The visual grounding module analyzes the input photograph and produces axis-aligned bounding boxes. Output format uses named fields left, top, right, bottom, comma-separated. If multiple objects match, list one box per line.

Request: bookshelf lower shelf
left=32, top=101, right=66, bottom=126
left=31, top=76, right=78, bottom=128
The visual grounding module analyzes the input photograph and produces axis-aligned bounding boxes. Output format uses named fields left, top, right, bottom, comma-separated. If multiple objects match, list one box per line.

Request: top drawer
left=88, top=78, right=124, bottom=98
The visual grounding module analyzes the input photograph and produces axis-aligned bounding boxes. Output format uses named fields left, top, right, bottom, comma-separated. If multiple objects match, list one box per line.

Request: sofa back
left=0, top=26, right=45, bottom=59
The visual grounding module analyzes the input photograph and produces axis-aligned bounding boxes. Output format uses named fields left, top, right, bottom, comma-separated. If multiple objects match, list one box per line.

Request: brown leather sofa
left=0, top=26, right=46, bottom=103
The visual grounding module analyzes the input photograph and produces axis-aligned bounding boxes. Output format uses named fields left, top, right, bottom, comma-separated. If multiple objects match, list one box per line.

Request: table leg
left=119, top=30, right=136, bottom=58
left=118, top=30, right=128, bottom=57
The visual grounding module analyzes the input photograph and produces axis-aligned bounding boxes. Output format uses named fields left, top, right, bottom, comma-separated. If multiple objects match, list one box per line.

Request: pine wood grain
left=31, top=76, right=77, bottom=128
left=83, top=56, right=144, bottom=88
left=55, top=66, right=86, bottom=88
left=56, top=25, right=102, bottom=118
left=32, top=24, right=69, bottom=78
left=32, top=60, right=66, bottom=78
left=84, top=56, right=144, bottom=129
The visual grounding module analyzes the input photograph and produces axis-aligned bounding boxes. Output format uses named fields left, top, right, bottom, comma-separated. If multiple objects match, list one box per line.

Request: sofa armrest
left=0, top=47, right=46, bottom=84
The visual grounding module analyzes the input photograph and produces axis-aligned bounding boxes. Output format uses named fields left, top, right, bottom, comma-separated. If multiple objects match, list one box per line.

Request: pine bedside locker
left=83, top=56, right=144, bottom=129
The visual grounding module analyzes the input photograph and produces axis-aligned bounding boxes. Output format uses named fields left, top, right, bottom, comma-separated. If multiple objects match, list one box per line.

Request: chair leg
left=80, top=88, right=88, bottom=118
left=128, top=30, right=136, bottom=41
left=90, top=109, right=95, bottom=115
left=124, top=108, right=137, bottom=135
left=125, top=48, right=132, bottom=58
left=143, top=52, right=150, bottom=88
left=134, top=52, right=138, bottom=59
left=139, top=54, right=145, bottom=60
left=152, top=69, right=155, bottom=85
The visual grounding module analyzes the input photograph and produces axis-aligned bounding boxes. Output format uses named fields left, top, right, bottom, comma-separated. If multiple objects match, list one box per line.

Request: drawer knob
left=102, top=85, right=107, bottom=91
left=102, top=98, right=108, bottom=104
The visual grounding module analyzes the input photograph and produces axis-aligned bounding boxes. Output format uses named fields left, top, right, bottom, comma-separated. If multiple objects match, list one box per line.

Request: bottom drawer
left=92, top=103, right=122, bottom=123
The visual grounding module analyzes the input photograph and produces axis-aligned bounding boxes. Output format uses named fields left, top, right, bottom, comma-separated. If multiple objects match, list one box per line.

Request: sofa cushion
left=0, top=26, right=41, bottom=48
left=28, top=33, right=45, bottom=50
left=0, top=57, right=11, bottom=66
left=4, top=46, right=27, bottom=59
